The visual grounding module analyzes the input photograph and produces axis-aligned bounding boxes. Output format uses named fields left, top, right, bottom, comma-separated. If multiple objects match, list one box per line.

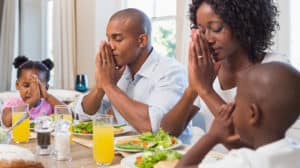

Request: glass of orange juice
left=93, top=114, right=114, bottom=167
left=54, top=105, right=73, bottom=122
left=12, top=104, right=30, bottom=143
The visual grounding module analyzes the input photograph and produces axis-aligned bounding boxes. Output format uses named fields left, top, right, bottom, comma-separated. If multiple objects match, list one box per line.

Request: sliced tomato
left=143, top=142, right=149, bottom=148
left=81, top=130, right=88, bottom=134
left=136, top=156, right=142, bottom=165
left=171, top=137, right=177, bottom=144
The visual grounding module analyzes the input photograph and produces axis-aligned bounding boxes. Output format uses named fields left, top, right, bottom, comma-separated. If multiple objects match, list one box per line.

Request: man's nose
left=108, top=41, right=116, bottom=50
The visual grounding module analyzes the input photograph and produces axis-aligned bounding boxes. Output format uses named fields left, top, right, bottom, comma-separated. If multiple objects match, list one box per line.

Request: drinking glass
left=93, top=114, right=114, bottom=167
left=12, top=104, right=30, bottom=143
left=54, top=105, right=73, bottom=142
left=54, top=105, right=73, bottom=123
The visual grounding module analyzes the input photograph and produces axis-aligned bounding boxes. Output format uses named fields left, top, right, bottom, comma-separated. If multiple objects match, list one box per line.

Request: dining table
left=10, top=128, right=224, bottom=168
left=10, top=132, right=127, bottom=168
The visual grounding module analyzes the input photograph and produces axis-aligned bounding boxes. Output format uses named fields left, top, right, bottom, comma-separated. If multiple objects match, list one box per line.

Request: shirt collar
left=135, top=48, right=159, bottom=79
left=123, top=48, right=159, bottom=80
left=122, top=65, right=132, bottom=80
left=256, top=137, right=293, bottom=154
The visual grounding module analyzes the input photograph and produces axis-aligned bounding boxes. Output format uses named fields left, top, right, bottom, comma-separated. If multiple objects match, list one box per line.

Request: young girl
left=1, top=56, right=64, bottom=127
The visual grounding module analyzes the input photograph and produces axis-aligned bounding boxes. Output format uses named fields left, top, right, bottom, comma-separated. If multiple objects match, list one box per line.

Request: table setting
left=0, top=104, right=224, bottom=168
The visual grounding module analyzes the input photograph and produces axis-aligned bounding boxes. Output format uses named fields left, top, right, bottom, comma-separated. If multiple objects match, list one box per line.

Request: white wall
left=272, top=0, right=290, bottom=57
left=95, top=0, right=121, bottom=49
left=290, top=0, right=300, bottom=70
left=76, top=0, right=96, bottom=87
left=76, top=0, right=121, bottom=87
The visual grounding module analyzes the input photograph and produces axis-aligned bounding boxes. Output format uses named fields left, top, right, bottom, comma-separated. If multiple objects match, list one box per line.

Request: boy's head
left=233, top=62, right=300, bottom=148
left=13, top=56, right=54, bottom=101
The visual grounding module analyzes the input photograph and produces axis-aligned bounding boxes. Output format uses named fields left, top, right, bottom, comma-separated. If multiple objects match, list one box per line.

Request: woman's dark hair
left=189, top=0, right=279, bottom=62
left=13, top=55, right=54, bottom=82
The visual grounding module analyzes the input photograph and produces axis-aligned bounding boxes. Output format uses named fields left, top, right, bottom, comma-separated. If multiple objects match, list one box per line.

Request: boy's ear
left=249, top=103, right=261, bottom=126
left=138, top=34, right=148, bottom=48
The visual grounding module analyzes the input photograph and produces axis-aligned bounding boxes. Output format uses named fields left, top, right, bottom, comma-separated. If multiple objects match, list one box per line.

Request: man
left=75, top=8, right=191, bottom=142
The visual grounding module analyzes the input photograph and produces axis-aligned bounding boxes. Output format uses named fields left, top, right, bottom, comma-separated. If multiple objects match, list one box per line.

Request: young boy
left=176, top=62, right=300, bottom=168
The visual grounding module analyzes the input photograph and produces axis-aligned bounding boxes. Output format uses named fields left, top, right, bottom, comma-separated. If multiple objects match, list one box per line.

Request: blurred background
left=0, top=0, right=299, bottom=91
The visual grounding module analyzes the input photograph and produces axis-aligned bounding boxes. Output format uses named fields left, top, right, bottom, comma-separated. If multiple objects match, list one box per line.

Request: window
left=47, top=0, right=53, bottom=60
left=47, top=0, right=54, bottom=86
left=10, top=0, right=54, bottom=90
left=123, top=0, right=176, bottom=58
left=290, top=0, right=300, bottom=70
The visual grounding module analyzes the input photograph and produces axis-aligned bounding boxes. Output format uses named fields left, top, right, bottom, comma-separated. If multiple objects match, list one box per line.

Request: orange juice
left=93, top=125, right=114, bottom=164
left=63, top=114, right=73, bottom=123
left=12, top=112, right=30, bottom=143
left=52, top=114, right=59, bottom=121
left=52, top=114, right=72, bottom=122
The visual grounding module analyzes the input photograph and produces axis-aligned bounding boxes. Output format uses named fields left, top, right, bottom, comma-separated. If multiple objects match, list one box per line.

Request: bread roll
left=0, top=144, right=44, bottom=168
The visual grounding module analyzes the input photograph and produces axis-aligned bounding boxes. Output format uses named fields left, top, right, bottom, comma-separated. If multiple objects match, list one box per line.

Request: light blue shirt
left=75, top=49, right=192, bottom=144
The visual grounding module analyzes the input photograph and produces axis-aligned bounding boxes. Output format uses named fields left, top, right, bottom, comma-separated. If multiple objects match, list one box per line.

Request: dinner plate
left=114, top=126, right=132, bottom=136
left=72, top=125, right=131, bottom=137
left=120, top=150, right=224, bottom=168
left=114, top=135, right=183, bottom=152
left=121, top=152, right=145, bottom=168
left=120, top=151, right=183, bottom=168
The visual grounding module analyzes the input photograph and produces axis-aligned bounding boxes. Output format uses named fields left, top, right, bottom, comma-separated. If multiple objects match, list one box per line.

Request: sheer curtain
left=52, top=0, right=77, bottom=89
left=0, top=0, right=19, bottom=91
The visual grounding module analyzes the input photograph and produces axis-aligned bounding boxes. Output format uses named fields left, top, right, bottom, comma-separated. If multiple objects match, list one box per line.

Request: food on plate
left=30, top=122, right=35, bottom=129
left=0, top=144, right=44, bottom=168
left=116, top=137, right=144, bottom=150
left=117, top=137, right=142, bottom=145
left=153, top=160, right=179, bottom=168
left=72, top=121, right=92, bottom=134
left=72, top=121, right=124, bottom=134
left=135, top=150, right=182, bottom=168
left=116, top=128, right=178, bottom=151
left=114, top=127, right=124, bottom=134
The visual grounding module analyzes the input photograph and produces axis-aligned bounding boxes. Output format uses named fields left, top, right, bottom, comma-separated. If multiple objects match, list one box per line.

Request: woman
left=161, top=0, right=287, bottom=144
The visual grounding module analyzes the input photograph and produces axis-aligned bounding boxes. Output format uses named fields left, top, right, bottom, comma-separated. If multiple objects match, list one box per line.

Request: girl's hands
left=26, top=75, right=41, bottom=108
left=38, top=78, right=49, bottom=100
left=188, top=29, right=220, bottom=96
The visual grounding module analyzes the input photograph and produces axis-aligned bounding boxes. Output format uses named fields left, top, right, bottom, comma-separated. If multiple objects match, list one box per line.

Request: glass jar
left=53, top=120, right=72, bottom=161
left=35, top=116, right=53, bottom=155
